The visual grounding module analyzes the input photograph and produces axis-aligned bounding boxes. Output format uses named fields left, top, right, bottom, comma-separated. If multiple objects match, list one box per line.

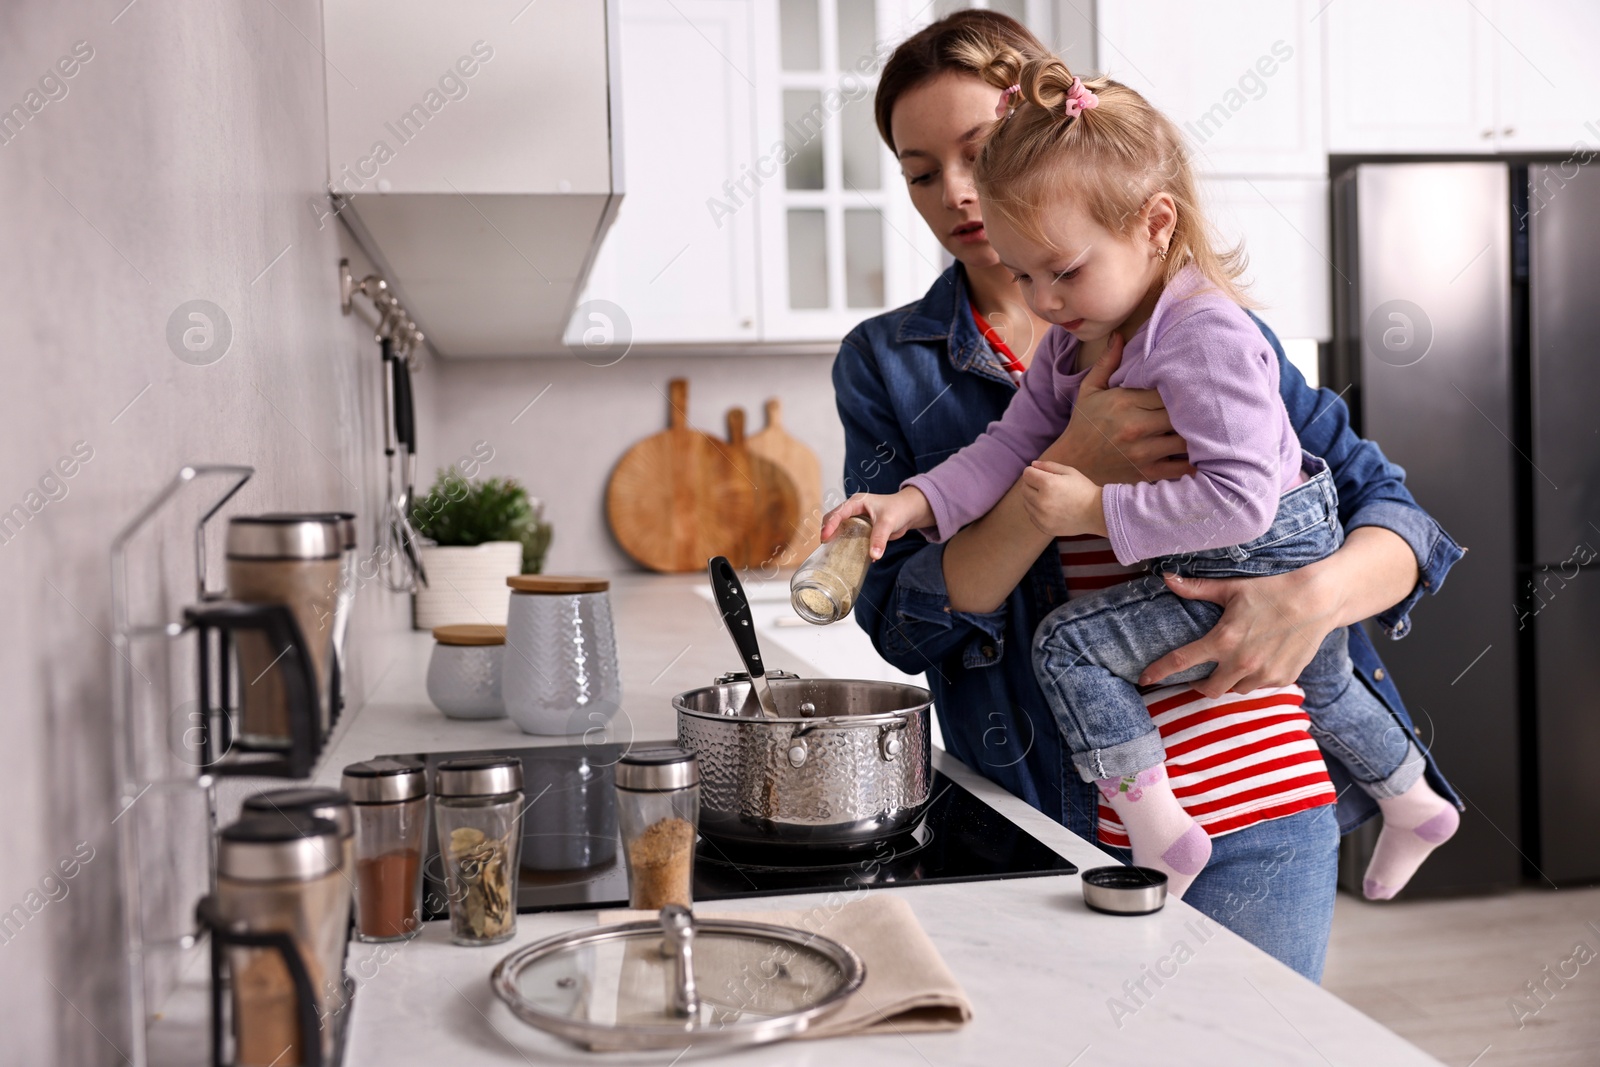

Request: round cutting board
left=606, top=379, right=757, bottom=573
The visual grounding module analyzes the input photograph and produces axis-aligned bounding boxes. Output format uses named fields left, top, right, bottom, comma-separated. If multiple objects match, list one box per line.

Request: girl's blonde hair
left=952, top=41, right=1253, bottom=306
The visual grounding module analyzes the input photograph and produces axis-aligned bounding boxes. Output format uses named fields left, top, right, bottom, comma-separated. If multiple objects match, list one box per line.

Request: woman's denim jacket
left=833, top=263, right=1465, bottom=838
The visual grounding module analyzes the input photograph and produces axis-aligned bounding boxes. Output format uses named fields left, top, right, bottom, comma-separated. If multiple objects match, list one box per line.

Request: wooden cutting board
left=724, top=407, right=801, bottom=571
left=746, top=398, right=823, bottom=567
left=606, top=379, right=756, bottom=573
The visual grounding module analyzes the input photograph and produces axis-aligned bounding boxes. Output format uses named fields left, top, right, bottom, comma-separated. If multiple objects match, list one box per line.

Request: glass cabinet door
left=756, top=0, right=938, bottom=340
left=755, top=0, right=1054, bottom=341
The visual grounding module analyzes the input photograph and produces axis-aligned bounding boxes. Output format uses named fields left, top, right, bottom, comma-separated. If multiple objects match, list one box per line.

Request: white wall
left=0, top=2, right=426, bottom=1061
left=424, top=352, right=848, bottom=574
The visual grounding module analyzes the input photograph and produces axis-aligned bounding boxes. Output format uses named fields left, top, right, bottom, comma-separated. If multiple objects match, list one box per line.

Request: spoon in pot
left=707, top=556, right=781, bottom=719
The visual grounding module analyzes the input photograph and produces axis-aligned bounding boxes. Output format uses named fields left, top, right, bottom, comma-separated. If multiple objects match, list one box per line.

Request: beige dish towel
left=597, top=893, right=972, bottom=1038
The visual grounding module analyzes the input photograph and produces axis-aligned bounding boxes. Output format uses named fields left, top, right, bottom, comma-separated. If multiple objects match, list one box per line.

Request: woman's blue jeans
left=1103, top=804, right=1341, bottom=982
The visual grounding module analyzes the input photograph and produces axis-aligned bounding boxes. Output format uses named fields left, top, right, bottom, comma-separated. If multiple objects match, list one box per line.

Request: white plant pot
left=412, top=542, right=524, bottom=630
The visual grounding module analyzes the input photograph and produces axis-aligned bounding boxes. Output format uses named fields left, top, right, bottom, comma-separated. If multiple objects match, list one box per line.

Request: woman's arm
left=1139, top=526, right=1416, bottom=695
left=1141, top=319, right=1465, bottom=693
left=833, top=337, right=1008, bottom=674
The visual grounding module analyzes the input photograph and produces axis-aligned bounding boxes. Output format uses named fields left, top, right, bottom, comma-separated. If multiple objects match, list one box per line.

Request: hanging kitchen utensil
left=746, top=398, right=824, bottom=567
left=723, top=407, right=801, bottom=571
left=707, top=556, right=780, bottom=719
left=379, top=329, right=427, bottom=593
left=490, top=903, right=864, bottom=1052
left=605, top=378, right=756, bottom=573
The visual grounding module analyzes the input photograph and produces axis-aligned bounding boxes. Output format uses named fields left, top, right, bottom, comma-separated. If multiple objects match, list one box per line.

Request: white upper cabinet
left=1492, top=1, right=1600, bottom=152
left=752, top=0, right=944, bottom=342
left=573, top=0, right=761, bottom=345
left=574, top=0, right=956, bottom=348
left=1325, top=0, right=1600, bottom=155
left=323, top=1, right=620, bottom=357
left=1325, top=0, right=1496, bottom=153
left=1094, top=0, right=1325, bottom=176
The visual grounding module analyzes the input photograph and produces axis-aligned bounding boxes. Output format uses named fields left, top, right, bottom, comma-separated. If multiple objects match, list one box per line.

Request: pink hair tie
left=1063, top=76, right=1098, bottom=119
left=995, top=83, right=1021, bottom=119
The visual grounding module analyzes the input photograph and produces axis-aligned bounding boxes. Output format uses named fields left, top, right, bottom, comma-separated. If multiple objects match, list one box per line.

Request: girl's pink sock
left=1097, top=764, right=1212, bottom=899
left=1363, top=776, right=1459, bottom=900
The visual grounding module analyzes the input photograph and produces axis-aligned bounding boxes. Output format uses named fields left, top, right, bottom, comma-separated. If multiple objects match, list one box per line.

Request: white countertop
left=161, top=573, right=1445, bottom=1065
left=321, top=573, right=1441, bottom=1066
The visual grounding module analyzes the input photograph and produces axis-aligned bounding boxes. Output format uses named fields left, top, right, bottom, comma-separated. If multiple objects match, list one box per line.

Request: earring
left=1156, top=244, right=1169, bottom=262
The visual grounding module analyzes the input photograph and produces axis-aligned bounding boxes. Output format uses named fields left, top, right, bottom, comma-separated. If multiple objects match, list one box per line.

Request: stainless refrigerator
left=1331, top=162, right=1600, bottom=893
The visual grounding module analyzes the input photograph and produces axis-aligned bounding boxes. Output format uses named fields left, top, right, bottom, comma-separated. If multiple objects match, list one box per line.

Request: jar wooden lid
left=432, top=624, right=507, bottom=646
left=506, top=575, right=610, bottom=594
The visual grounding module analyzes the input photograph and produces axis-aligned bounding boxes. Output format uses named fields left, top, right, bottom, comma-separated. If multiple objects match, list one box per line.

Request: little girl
left=822, top=49, right=1458, bottom=899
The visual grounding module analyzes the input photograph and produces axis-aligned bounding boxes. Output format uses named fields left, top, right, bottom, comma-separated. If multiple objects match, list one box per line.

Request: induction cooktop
left=389, top=742, right=1077, bottom=916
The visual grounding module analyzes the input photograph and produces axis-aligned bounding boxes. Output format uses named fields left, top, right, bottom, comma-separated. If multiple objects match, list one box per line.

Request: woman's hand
left=1139, top=527, right=1420, bottom=696
left=1055, top=333, right=1195, bottom=486
left=1137, top=569, right=1337, bottom=696
left=1020, top=461, right=1106, bottom=537
left=819, top=487, right=935, bottom=560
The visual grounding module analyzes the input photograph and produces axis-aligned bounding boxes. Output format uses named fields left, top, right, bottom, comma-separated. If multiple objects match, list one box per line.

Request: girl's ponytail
left=968, top=54, right=1253, bottom=307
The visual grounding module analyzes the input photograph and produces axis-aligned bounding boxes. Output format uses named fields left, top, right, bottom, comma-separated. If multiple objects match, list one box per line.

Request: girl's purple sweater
left=903, top=265, right=1306, bottom=566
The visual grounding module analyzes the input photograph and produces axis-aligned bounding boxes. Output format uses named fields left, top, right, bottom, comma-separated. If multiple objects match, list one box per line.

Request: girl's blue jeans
left=1034, top=459, right=1424, bottom=797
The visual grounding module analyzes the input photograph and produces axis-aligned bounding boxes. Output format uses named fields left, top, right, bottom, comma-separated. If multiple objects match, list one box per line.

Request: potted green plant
left=409, top=471, right=554, bottom=629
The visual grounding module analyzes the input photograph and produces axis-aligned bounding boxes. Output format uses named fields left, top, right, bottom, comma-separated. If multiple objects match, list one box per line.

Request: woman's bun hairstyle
left=874, top=10, right=1045, bottom=153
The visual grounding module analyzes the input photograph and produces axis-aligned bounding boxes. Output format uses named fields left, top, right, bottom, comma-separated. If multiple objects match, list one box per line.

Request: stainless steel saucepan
left=674, top=672, right=934, bottom=847
left=680, top=558, right=934, bottom=847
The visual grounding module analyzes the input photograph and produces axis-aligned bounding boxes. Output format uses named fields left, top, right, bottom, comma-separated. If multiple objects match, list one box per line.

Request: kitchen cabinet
left=1324, top=0, right=1495, bottom=154
left=572, top=0, right=958, bottom=348
left=571, top=0, right=763, bottom=345
left=323, top=0, right=621, bottom=357
left=1093, top=0, right=1325, bottom=176
left=1491, top=1, right=1600, bottom=153
left=1201, top=177, right=1330, bottom=342
left=1325, top=0, right=1600, bottom=155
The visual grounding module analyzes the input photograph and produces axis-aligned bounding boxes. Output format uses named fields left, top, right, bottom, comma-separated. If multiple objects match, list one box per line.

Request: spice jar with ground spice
left=342, top=758, right=429, bottom=943
left=433, top=756, right=523, bottom=946
left=615, top=747, right=699, bottom=910
left=790, top=516, right=873, bottom=624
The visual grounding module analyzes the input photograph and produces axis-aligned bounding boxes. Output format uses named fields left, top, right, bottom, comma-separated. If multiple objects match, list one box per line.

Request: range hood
left=322, top=1, right=622, bottom=358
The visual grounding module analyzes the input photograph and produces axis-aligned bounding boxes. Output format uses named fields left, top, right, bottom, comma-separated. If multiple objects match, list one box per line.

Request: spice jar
left=426, top=624, right=507, bottom=720
left=615, top=748, right=699, bottom=911
left=216, top=810, right=351, bottom=1067
left=242, top=787, right=355, bottom=881
left=341, top=758, right=429, bottom=944
left=433, top=756, right=523, bottom=946
left=790, top=516, right=873, bottom=624
left=227, top=514, right=343, bottom=744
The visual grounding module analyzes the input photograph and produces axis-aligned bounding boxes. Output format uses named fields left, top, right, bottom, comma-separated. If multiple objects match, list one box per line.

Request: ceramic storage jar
left=425, top=624, right=507, bottom=719
left=502, top=576, right=621, bottom=736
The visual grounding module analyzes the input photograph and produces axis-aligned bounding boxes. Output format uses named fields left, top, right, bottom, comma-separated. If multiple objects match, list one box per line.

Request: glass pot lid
left=490, top=905, right=864, bottom=1051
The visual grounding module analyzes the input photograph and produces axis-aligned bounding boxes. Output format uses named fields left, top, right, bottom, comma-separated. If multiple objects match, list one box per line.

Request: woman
left=833, top=10, right=1463, bottom=980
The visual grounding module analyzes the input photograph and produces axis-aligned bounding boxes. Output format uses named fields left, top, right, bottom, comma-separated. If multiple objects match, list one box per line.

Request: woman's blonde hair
left=952, top=41, right=1252, bottom=306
